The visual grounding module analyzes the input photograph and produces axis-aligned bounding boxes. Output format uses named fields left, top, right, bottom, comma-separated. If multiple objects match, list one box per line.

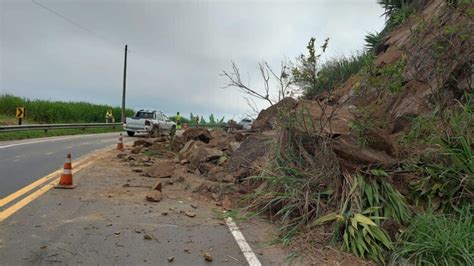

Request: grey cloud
left=1, top=0, right=385, bottom=119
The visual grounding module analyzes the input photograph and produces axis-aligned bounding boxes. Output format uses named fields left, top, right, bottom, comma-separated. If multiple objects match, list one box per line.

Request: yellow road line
left=0, top=160, right=95, bottom=223
left=0, top=155, right=94, bottom=208
left=0, top=170, right=60, bottom=208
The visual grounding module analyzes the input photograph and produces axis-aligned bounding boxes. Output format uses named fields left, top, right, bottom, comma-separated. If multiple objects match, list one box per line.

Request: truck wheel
left=127, top=131, right=135, bottom=137
left=169, top=126, right=176, bottom=136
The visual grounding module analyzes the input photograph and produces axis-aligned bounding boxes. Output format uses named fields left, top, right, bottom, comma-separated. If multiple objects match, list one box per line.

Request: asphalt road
left=0, top=132, right=134, bottom=198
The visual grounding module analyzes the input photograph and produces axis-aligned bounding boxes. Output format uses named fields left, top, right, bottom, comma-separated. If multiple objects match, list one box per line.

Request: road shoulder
left=0, top=148, right=287, bottom=265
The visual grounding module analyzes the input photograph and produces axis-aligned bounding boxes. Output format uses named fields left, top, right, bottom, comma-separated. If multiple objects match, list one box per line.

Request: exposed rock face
left=182, top=128, right=212, bottom=143
left=252, top=97, right=297, bottom=131
left=294, top=100, right=354, bottom=136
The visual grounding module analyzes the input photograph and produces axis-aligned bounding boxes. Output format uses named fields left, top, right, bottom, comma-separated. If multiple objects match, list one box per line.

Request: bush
left=392, top=207, right=474, bottom=265
left=408, top=93, right=473, bottom=211
left=300, top=53, right=372, bottom=99
left=0, top=94, right=134, bottom=123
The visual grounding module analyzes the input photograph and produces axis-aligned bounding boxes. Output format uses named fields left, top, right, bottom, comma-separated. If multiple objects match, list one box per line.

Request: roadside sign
left=16, top=107, right=25, bottom=119
left=16, top=107, right=25, bottom=125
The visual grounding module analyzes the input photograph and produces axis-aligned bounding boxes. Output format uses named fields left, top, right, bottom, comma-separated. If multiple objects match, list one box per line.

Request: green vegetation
left=367, top=58, right=407, bottom=93
left=248, top=0, right=473, bottom=263
left=0, top=127, right=122, bottom=141
left=392, top=207, right=473, bottom=265
left=0, top=94, right=134, bottom=124
left=365, top=0, right=422, bottom=52
left=348, top=108, right=375, bottom=147
left=406, top=93, right=473, bottom=212
left=293, top=38, right=373, bottom=99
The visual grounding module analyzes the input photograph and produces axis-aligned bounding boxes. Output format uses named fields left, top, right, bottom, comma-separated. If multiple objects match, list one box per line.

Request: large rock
left=225, top=134, right=272, bottom=179
left=182, top=128, right=212, bottom=143
left=189, top=147, right=223, bottom=167
left=133, top=139, right=153, bottom=147
left=208, top=132, right=237, bottom=151
left=144, top=160, right=175, bottom=178
left=294, top=100, right=354, bottom=136
left=179, top=140, right=205, bottom=160
left=331, top=135, right=397, bottom=166
left=252, top=97, right=297, bottom=131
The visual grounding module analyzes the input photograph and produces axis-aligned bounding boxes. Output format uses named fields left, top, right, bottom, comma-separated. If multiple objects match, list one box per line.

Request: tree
left=221, top=60, right=294, bottom=107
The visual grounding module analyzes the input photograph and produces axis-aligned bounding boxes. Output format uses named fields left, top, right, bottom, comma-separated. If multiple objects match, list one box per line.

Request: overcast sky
left=0, top=0, right=385, bottom=120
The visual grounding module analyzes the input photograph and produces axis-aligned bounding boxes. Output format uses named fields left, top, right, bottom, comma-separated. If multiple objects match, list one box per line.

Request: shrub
left=299, top=52, right=372, bottom=99
left=392, top=207, right=474, bottom=265
left=409, top=94, right=473, bottom=211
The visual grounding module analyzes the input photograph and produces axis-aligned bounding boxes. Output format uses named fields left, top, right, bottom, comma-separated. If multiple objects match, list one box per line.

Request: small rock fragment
left=190, top=204, right=198, bottom=209
left=184, top=211, right=196, bottom=218
left=168, top=256, right=174, bottom=262
left=145, top=191, right=162, bottom=202
left=143, top=234, right=153, bottom=240
left=132, top=168, right=143, bottom=173
left=114, top=232, right=121, bottom=236
left=222, top=196, right=232, bottom=210
left=161, top=211, right=168, bottom=216
left=152, top=182, right=162, bottom=192
left=202, top=252, right=213, bottom=262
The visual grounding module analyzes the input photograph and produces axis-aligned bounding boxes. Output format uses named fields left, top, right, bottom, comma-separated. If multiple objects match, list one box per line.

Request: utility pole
left=121, top=44, right=128, bottom=123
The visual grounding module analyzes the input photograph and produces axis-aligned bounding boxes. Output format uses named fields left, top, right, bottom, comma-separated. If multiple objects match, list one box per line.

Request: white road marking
left=0, top=133, right=120, bottom=149
left=225, top=217, right=262, bottom=266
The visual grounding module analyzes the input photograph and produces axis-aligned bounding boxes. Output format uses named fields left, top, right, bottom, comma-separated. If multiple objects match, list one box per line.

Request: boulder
left=331, top=135, right=398, bottom=166
left=144, top=160, right=175, bottom=178
left=131, top=146, right=142, bottom=154
left=145, top=191, right=162, bottom=202
left=189, top=147, right=223, bottom=167
left=133, top=139, right=153, bottom=147
left=225, top=134, right=271, bottom=179
left=182, top=128, right=212, bottom=143
left=208, top=133, right=237, bottom=151
left=178, top=140, right=206, bottom=160
left=252, top=97, right=297, bottom=131
left=169, top=135, right=185, bottom=152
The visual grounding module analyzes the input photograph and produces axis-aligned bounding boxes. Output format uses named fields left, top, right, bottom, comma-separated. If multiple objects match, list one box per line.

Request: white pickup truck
left=123, top=110, right=176, bottom=137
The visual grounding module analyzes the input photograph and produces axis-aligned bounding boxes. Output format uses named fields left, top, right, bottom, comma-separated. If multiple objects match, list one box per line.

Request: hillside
left=239, top=0, right=473, bottom=264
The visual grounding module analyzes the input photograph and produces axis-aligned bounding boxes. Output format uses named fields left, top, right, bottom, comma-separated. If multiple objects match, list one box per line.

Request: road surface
left=0, top=141, right=286, bottom=265
left=0, top=132, right=134, bottom=198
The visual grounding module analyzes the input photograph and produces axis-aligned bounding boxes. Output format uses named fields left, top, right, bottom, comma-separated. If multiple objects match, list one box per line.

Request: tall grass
left=392, top=206, right=474, bottom=265
left=0, top=94, right=134, bottom=124
left=302, top=53, right=372, bottom=99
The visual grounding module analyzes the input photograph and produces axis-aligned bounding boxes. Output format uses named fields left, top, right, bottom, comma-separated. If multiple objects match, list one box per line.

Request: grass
left=0, top=94, right=134, bottom=124
left=0, top=127, right=123, bottom=141
left=301, top=53, right=372, bottom=99
left=392, top=207, right=474, bottom=265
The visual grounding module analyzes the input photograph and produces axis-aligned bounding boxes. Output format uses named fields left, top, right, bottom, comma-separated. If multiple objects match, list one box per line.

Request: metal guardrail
left=0, top=123, right=123, bottom=133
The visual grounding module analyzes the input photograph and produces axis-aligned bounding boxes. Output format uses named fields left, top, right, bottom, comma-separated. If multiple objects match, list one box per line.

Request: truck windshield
left=135, top=112, right=154, bottom=119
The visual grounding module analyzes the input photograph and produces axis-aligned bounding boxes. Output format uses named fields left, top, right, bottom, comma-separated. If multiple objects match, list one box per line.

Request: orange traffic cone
left=55, top=154, right=76, bottom=189
left=117, top=133, right=124, bottom=151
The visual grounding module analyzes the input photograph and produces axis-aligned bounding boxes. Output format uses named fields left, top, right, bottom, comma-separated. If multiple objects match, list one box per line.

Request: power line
left=31, top=0, right=133, bottom=53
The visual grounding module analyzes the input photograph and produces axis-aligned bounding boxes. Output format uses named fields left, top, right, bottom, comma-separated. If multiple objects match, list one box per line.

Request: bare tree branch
left=221, top=61, right=274, bottom=106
